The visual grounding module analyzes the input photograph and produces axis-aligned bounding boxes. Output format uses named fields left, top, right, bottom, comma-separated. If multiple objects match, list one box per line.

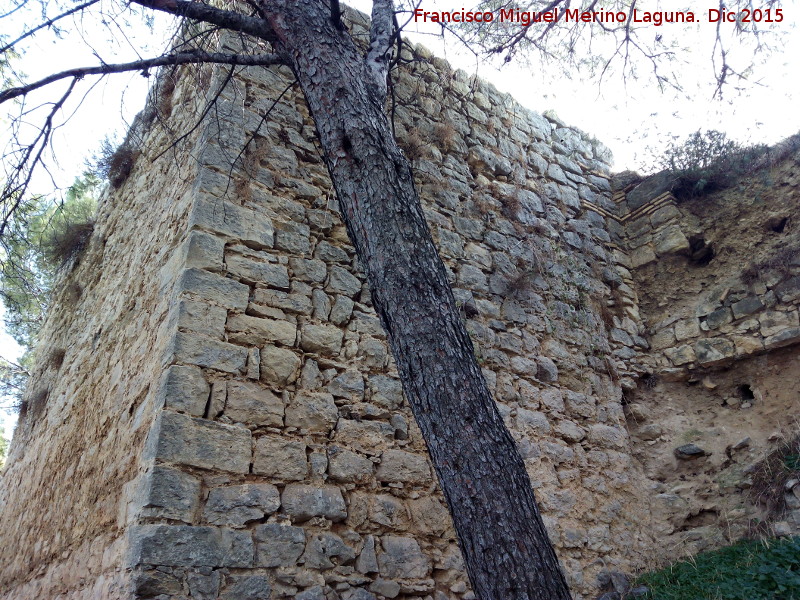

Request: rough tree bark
left=255, top=2, right=572, bottom=598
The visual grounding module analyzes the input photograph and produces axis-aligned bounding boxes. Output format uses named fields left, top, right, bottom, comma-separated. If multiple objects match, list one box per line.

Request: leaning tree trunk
left=260, top=2, right=572, bottom=598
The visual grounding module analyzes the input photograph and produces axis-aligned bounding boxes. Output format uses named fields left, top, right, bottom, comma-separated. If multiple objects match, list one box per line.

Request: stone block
left=260, top=344, right=301, bottom=386
left=328, top=371, right=365, bottom=401
left=378, top=536, right=431, bottom=579
left=274, top=221, right=311, bottom=254
left=704, top=307, right=732, bottom=330
left=335, top=420, right=395, bottom=455
left=158, top=365, right=209, bottom=416
left=227, top=314, right=297, bottom=347
left=764, top=327, right=800, bottom=350
left=253, top=523, right=306, bottom=567
left=694, top=338, right=736, bottom=366
left=629, top=245, right=656, bottom=269
left=137, top=466, right=201, bottom=522
left=732, top=335, right=764, bottom=357
left=203, top=483, right=281, bottom=526
left=282, top=484, right=347, bottom=522
left=179, top=268, right=250, bottom=312
left=147, top=411, right=251, bottom=473
left=664, top=344, right=695, bottom=366
left=587, top=424, right=627, bottom=449
left=376, top=450, right=432, bottom=485
left=302, top=532, right=356, bottom=569
left=172, top=300, right=227, bottom=339
left=285, top=392, right=338, bottom=432
left=328, top=446, right=374, bottom=482
left=290, top=257, right=327, bottom=283
left=128, top=525, right=253, bottom=568
left=184, top=230, right=225, bottom=272
left=252, top=288, right=313, bottom=315
left=330, top=296, right=355, bottom=326
left=220, top=575, right=272, bottom=600
left=653, top=225, right=689, bottom=256
left=300, top=324, right=344, bottom=356
left=327, top=266, right=363, bottom=297
left=760, top=310, right=799, bottom=337
left=369, top=375, right=404, bottom=409
left=226, top=254, right=290, bottom=288
left=190, top=196, right=274, bottom=249
left=731, top=296, right=765, bottom=319
left=775, top=276, right=800, bottom=303
left=167, top=332, right=248, bottom=374
left=674, top=318, right=700, bottom=341
left=253, top=437, right=308, bottom=480
left=225, top=380, right=284, bottom=427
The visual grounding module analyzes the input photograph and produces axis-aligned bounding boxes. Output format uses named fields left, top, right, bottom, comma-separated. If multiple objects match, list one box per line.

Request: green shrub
left=638, top=536, right=800, bottom=600
left=659, top=130, right=768, bottom=200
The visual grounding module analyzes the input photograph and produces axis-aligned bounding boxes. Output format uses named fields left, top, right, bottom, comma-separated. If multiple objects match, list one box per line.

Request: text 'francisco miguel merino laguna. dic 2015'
left=413, top=7, right=786, bottom=26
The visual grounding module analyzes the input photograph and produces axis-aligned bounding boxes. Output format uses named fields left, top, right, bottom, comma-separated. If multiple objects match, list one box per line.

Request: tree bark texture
left=258, top=2, right=572, bottom=598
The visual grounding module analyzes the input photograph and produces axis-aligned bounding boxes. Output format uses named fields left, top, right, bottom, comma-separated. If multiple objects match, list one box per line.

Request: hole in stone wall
left=767, top=216, right=789, bottom=233
left=738, top=384, right=755, bottom=401
left=688, top=235, right=715, bottom=266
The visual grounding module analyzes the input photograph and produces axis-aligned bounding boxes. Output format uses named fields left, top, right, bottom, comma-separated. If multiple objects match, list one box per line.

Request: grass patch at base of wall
left=637, top=536, right=800, bottom=600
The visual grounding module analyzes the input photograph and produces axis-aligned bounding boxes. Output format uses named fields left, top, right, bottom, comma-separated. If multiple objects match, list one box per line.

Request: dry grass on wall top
left=747, top=434, right=800, bottom=519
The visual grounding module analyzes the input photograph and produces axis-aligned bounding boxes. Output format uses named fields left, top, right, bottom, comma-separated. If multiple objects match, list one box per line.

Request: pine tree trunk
left=260, top=2, right=572, bottom=598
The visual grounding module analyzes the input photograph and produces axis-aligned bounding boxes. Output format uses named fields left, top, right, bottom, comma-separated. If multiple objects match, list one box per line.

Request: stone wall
left=612, top=150, right=800, bottom=563
left=0, top=13, right=658, bottom=600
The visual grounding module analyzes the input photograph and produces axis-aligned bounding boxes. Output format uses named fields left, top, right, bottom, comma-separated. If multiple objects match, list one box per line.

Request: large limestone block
left=328, top=446, right=374, bottom=482
left=225, top=381, right=284, bottom=427
left=260, top=344, right=301, bottom=386
left=253, top=523, right=306, bottom=567
left=285, top=392, right=338, bottom=432
left=376, top=450, right=432, bottom=485
left=167, top=332, right=249, bottom=374
left=253, top=437, right=308, bottom=480
left=158, top=365, right=209, bottom=416
left=377, top=536, right=431, bottom=579
left=227, top=314, right=297, bottom=347
left=694, top=338, right=735, bottom=366
left=190, top=195, right=274, bottom=249
left=129, top=525, right=253, bottom=568
left=300, top=324, right=344, bottom=356
left=203, top=483, right=281, bottom=526
left=281, top=484, right=347, bottom=522
left=179, top=268, right=249, bottom=312
left=147, top=411, right=251, bottom=473
left=226, top=254, right=290, bottom=288
left=135, top=466, right=202, bottom=523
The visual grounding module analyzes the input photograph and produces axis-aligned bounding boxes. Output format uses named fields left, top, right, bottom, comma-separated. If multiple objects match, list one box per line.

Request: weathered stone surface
left=626, top=171, right=676, bottom=210
left=629, top=245, right=656, bottom=268
left=328, top=446, right=374, bottom=482
left=328, top=371, right=365, bottom=401
left=172, top=299, right=228, bottom=339
left=228, top=314, right=297, bottom=347
left=203, top=483, right=281, bottom=526
left=327, top=266, right=363, bottom=297
left=376, top=450, right=432, bottom=484
left=253, top=437, right=308, bottom=480
left=226, top=380, right=284, bottom=426
left=220, top=575, right=272, bottom=600
left=252, top=288, right=313, bottom=315
left=587, top=425, right=627, bottom=449
left=369, top=375, right=404, bottom=409
left=300, top=324, right=344, bottom=356
left=378, top=536, right=431, bottom=579
left=190, top=196, right=274, bottom=248
left=253, top=523, right=306, bottom=567
left=674, top=444, right=707, bottom=459
left=147, top=411, right=251, bottom=473
left=168, top=332, right=249, bottom=374
left=705, top=307, right=732, bottom=330
left=259, top=344, right=301, bottom=386
left=302, top=532, right=356, bottom=569
left=227, top=254, right=290, bottom=288
left=285, top=392, right=338, bottom=432
left=179, top=268, right=250, bottom=311
left=731, top=296, right=765, bottom=319
left=335, top=420, right=394, bottom=455
left=665, top=345, right=695, bottom=366
left=775, top=276, right=800, bottom=303
left=764, top=327, right=800, bottom=350
left=694, top=338, right=735, bottom=366
left=282, top=484, right=347, bottom=522
left=158, top=365, right=209, bottom=416
left=137, top=466, right=201, bottom=522
left=760, top=310, right=799, bottom=337
left=129, top=525, right=253, bottom=567
left=653, top=225, right=689, bottom=256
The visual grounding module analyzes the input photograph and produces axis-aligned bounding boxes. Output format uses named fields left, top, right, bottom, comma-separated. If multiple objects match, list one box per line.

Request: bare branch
left=0, top=0, right=101, bottom=55
left=129, top=0, right=277, bottom=43
left=0, top=50, right=285, bottom=104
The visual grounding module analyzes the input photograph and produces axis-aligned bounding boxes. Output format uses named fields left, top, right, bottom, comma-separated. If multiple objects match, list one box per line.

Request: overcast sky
left=2, top=1, right=799, bottom=440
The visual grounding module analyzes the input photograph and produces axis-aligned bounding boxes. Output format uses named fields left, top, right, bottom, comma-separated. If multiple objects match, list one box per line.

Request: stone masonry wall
left=0, top=68, right=215, bottom=599
left=0, top=15, right=663, bottom=600
left=610, top=151, right=800, bottom=564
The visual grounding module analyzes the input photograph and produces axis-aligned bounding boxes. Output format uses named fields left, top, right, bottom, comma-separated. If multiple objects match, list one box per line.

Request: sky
left=2, top=1, right=800, bottom=441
